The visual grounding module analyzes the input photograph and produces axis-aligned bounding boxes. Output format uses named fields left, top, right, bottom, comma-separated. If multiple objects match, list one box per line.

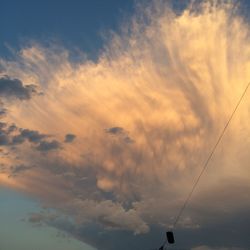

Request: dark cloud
left=10, top=128, right=48, bottom=146
left=36, top=140, right=61, bottom=152
left=0, top=121, right=64, bottom=156
left=64, top=133, right=76, bottom=143
left=106, top=126, right=134, bottom=144
left=0, top=122, right=7, bottom=129
left=10, top=129, right=48, bottom=145
left=47, top=211, right=250, bottom=250
left=12, top=134, right=26, bottom=145
left=0, top=132, right=9, bottom=145
left=0, top=108, right=7, bottom=117
left=106, top=127, right=124, bottom=135
left=44, top=221, right=167, bottom=250
left=0, top=122, right=63, bottom=154
left=9, top=164, right=33, bottom=176
left=19, top=129, right=48, bottom=143
left=0, top=75, right=37, bottom=100
left=0, top=122, right=11, bottom=146
left=7, top=124, right=17, bottom=133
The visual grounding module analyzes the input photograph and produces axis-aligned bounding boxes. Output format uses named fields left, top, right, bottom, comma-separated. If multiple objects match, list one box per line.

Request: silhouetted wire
left=172, top=81, right=250, bottom=229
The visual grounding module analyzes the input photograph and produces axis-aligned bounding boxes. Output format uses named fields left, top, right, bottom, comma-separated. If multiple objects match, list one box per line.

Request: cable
left=172, top=81, right=250, bottom=229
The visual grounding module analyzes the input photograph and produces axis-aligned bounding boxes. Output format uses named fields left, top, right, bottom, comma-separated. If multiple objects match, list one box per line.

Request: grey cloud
left=19, top=129, right=48, bottom=143
left=12, top=134, right=26, bottom=145
left=10, top=164, right=33, bottom=176
left=7, top=124, right=17, bottom=133
left=11, top=129, right=48, bottom=145
left=32, top=209, right=250, bottom=250
left=0, top=108, right=7, bottom=117
left=106, top=127, right=124, bottom=135
left=0, top=122, right=12, bottom=146
left=0, top=132, right=9, bottom=145
left=28, top=212, right=58, bottom=224
left=44, top=221, right=172, bottom=250
left=36, top=140, right=61, bottom=151
left=0, top=122, right=7, bottom=129
left=106, top=126, right=135, bottom=144
left=0, top=122, right=64, bottom=156
left=67, top=199, right=149, bottom=234
left=0, top=121, right=64, bottom=155
left=64, top=133, right=76, bottom=143
left=28, top=213, right=44, bottom=224
left=0, top=75, right=37, bottom=100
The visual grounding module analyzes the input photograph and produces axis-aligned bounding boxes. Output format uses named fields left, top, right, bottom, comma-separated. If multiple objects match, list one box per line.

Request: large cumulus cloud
left=1, top=0, right=250, bottom=249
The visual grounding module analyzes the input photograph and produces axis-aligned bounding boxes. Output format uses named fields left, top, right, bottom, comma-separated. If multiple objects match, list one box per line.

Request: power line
left=172, top=81, right=250, bottom=229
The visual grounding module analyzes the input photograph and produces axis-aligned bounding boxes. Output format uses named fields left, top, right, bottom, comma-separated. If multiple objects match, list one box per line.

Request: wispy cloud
left=0, top=1, right=250, bottom=248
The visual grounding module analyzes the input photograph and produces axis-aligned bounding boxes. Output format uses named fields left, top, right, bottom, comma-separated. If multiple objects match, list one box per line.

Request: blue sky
left=0, top=0, right=135, bottom=59
left=0, top=187, right=96, bottom=250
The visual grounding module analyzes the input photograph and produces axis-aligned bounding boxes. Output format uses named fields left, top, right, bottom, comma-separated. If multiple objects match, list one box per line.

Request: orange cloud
left=1, top=0, right=250, bottom=234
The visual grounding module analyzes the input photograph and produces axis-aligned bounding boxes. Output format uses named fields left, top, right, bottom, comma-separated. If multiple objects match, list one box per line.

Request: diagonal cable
left=172, top=81, right=250, bottom=228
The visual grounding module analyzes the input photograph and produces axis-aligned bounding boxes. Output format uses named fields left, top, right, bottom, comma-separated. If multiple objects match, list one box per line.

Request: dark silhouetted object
left=166, top=231, right=175, bottom=244
left=159, top=246, right=164, bottom=250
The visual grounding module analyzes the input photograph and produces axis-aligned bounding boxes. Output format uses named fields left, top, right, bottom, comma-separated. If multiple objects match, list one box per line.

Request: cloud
left=0, top=121, right=65, bottom=159
left=106, top=127, right=134, bottom=144
left=0, top=122, right=10, bottom=146
left=12, top=134, right=26, bottom=145
left=0, top=133, right=9, bottom=145
left=10, top=164, right=34, bottom=176
left=64, top=133, right=76, bottom=143
left=0, top=75, right=37, bottom=100
left=7, top=124, right=17, bottom=133
left=19, top=129, right=48, bottom=143
left=0, top=122, right=7, bottom=129
left=106, top=127, right=124, bottom=135
left=0, top=122, right=55, bottom=148
left=28, top=211, right=58, bottom=224
left=36, top=140, right=61, bottom=151
left=0, top=108, right=7, bottom=117
left=0, top=0, right=250, bottom=248
left=68, top=199, right=149, bottom=234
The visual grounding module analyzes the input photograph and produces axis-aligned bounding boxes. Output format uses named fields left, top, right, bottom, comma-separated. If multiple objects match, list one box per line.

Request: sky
left=1, top=0, right=250, bottom=250
left=0, top=0, right=135, bottom=60
left=0, top=187, right=95, bottom=250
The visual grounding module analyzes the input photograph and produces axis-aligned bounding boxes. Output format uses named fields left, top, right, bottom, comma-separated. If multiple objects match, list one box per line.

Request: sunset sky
left=1, top=1, right=250, bottom=250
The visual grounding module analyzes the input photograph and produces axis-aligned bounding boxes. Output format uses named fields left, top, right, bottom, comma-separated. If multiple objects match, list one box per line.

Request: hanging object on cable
left=166, top=231, right=175, bottom=244
left=158, top=231, right=175, bottom=249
